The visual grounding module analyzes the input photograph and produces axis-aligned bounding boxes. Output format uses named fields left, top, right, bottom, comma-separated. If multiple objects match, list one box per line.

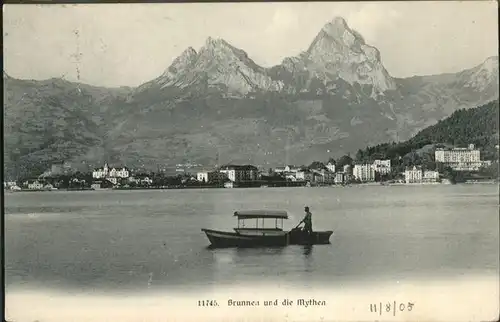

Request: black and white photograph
left=2, top=2, right=499, bottom=321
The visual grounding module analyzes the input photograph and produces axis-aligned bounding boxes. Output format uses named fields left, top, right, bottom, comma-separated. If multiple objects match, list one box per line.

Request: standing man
left=301, top=206, right=313, bottom=234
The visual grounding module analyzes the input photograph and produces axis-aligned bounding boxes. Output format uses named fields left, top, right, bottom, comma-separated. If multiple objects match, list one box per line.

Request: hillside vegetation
left=354, top=100, right=499, bottom=168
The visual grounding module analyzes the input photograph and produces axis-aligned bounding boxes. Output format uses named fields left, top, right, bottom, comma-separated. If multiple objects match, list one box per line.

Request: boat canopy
left=233, top=210, right=288, bottom=219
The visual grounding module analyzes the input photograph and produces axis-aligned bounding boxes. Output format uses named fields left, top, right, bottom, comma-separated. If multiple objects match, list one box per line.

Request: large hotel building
left=435, top=144, right=487, bottom=171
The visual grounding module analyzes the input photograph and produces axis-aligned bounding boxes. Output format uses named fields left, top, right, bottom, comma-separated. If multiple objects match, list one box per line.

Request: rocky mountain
left=3, top=17, right=499, bottom=179
left=138, top=37, right=284, bottom=96
left=269, top=17, right=396, bottom=96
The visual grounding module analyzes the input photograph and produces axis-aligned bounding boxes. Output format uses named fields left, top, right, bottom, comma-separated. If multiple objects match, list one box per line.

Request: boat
left=201, top=210, right=333, bottom=248
left=287, top=227, right=333, bottom=245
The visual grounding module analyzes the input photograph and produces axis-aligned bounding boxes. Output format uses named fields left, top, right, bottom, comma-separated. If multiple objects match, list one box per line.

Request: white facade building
left=27, top=180, right=44, bottom=190
left=405, top=166, right=423, bottom=183
left=326, top=162, right=336, bottom=173
left=334, top=172, right=345, bottom=184
left=93, top=163, right=129, bottom=179
left=435, top=144, right=483, bottom=171
left=4, top=181, right=17, bottom=188
left=219, top=165, right=258, bottom=182
left=372, top=159, right=391, bottom=174
left=353, top=164, right=375, bottom=182
left=197, top=171, right=226, bottom=183
left=422, top=170, right=440, bottom=183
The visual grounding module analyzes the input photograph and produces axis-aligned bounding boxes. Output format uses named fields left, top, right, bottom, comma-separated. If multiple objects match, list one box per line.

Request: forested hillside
left=354, top=100, right=499, bottom=168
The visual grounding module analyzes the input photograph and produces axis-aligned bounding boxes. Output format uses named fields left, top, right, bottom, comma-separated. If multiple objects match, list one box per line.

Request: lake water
left=3, top=184, right=500, bottom=321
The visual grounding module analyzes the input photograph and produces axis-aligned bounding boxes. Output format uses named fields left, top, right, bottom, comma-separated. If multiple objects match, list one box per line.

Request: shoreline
left=4, top=180, right=498, bottom=193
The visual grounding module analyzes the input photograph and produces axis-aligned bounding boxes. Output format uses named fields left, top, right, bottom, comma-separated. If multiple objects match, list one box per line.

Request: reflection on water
left=3, top=185, right=499, bottom=294
left=303, top=245, right=313, bottom=256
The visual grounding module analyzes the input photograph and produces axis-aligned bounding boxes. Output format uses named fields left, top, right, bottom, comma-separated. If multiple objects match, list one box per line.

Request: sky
left=3, top=1, right=499, bottom=88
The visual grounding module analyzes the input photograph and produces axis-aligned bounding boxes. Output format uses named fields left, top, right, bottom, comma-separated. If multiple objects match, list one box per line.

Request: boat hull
left=202, top=228, right=333, bottom=248
left=202, top=228, right=288, bottom=248
left=287, top=228, right=333, bottom=245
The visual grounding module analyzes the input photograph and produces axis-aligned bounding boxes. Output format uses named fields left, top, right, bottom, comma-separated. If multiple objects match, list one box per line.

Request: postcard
left=3, top=2, right=499, bottom=321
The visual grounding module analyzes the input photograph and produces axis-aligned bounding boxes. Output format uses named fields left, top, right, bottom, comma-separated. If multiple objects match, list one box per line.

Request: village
left=3, top=144, right=496, bottom=192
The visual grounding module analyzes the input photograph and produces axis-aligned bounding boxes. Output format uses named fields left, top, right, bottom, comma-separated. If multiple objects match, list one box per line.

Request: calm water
left=4, top=184, right=499, bottom=295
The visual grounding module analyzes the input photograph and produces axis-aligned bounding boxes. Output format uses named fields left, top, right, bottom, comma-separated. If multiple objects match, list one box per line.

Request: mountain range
left=3, top=17, right=499, bottom=179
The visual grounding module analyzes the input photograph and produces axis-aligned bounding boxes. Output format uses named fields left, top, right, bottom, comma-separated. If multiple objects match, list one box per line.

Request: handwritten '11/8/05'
left=370, top=301, right=415, bottom=316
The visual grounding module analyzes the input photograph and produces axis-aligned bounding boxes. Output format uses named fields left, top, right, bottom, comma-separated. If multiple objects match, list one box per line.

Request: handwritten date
left=370, top=301, right=414, bottom=316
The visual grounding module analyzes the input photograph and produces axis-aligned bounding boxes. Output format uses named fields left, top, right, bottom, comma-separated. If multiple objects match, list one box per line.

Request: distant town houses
left=4, top=181, right=20, bottom=190
left=8, top=139, right=498, bottom=191
left=26, top=180, right=44, bottom=190
left=326, top=161, right=336, bottom=173
left=435, top=144, right=489, bottom=171
left=404, top=166, right=423, bottom=184
left=422, top=170, right=440, bottom=183
left=314, top=169, right=335, bottom=184
left=353, top=164, right=376, bottom=182
left=334, top=172, right=346, bottom=185
left=219, top=165, right=259, bottom=182
left=128, top=176, right=154, bottom=186
left=295, top=169, right=313, bottom=182
left=371, top=159, right=391, bottom=174
left=274, top=165, right=301, bottom=174
left=404, top=166, right=440, bottom=184
left=92, top=163, right=130, bottom=179
left=196, top=170, right=227, bottom=183
left=21, top=180, right=56, bottom=190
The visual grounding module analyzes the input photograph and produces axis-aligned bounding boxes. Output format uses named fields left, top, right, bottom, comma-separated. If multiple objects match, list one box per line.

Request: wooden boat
left=202, top=210, right=289, bottom=248
left=201, top=210, right=333, bottom=248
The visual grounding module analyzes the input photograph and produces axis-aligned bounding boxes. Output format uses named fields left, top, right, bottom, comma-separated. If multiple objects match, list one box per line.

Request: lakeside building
left=353, top=164, right=376, bottom=182
left=26, top=180, right=44, bottom=190
left=219, top=165, right=259, bottom=182
left=127, top=174, right=154, bottom=186
left=326, top=161, right=336, bottom=173
left=92, top=163, right=130, bottom=179
left=310, top=169, right=335, bottom=184
left=371, top=159, right=391, bottom=174
left=295, top=169, right=313, bottom=182
left=197, top=170, right=227, bottom=183
left=405, top=166, right=423, bottom=183
left=422, top=170, right=440, bottom=183
left=4, top=181, right=18, bottom=188
left=334, top=172, right=345, bottom=184
left=435, top=144, right=486, bottom=171
left=274, top=165, right=301, bottom=174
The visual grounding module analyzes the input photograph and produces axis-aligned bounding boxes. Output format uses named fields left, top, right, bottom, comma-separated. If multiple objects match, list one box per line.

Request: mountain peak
left=307, top=16, right=366, bottom=55
left=151, top=35, right=283, bottom=94
left=204, top=37, right=231, bottom=49
left=322, top=16, right=350, bottom=35
left=296, top=16, right=395, bottom=93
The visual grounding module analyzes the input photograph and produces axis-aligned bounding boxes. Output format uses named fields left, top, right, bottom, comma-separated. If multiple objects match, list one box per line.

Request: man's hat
left=304, top=206, right=310, bottom=210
